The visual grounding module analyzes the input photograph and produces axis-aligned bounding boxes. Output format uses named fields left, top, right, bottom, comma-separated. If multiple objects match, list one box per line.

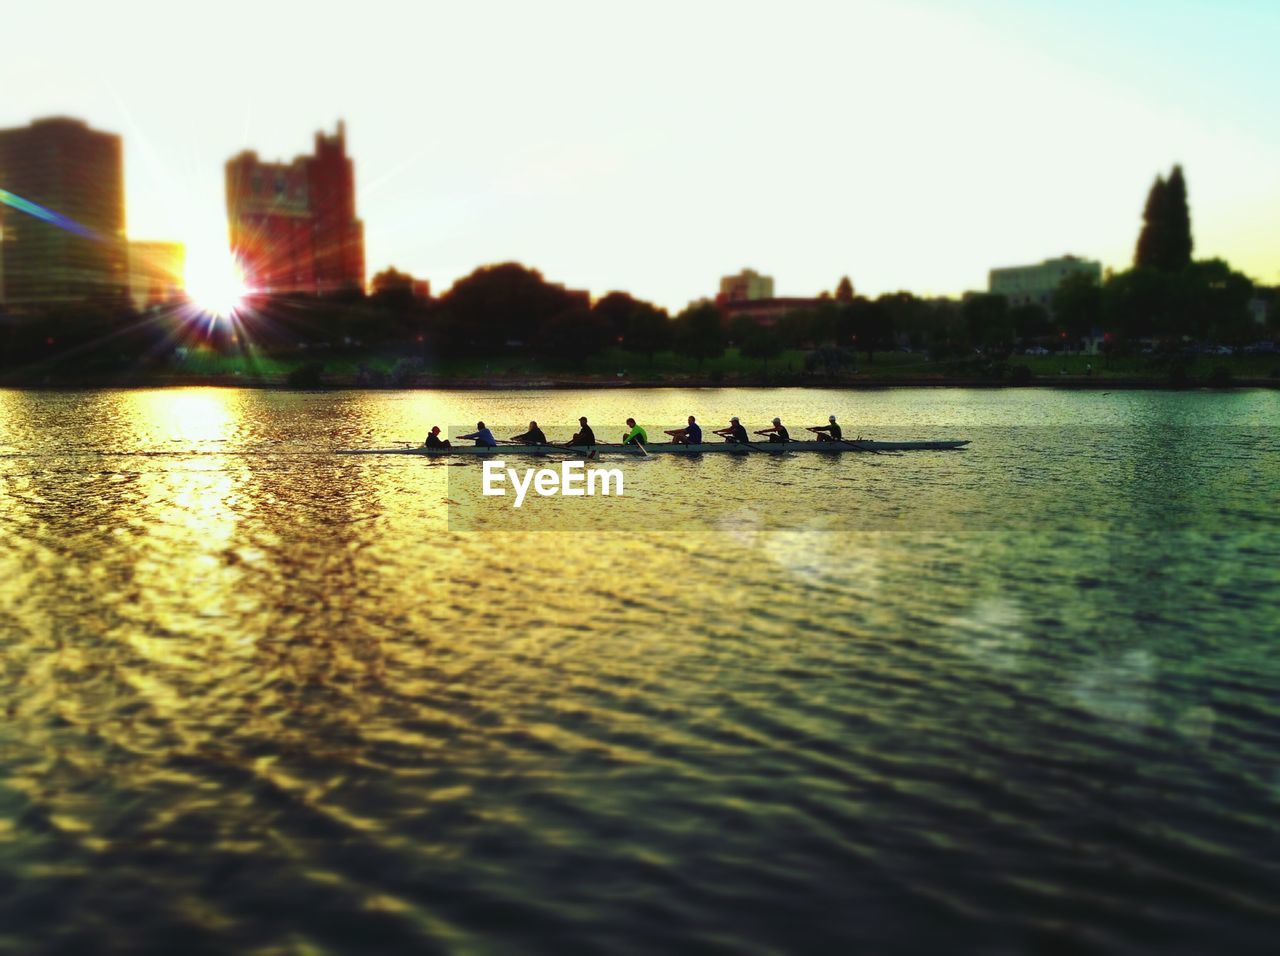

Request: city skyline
left=2, top=0, right=1277, bottom=311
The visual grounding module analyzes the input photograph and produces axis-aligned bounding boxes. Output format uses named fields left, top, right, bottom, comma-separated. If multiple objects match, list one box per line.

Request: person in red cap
left=423, top=426, right=451, bottom=449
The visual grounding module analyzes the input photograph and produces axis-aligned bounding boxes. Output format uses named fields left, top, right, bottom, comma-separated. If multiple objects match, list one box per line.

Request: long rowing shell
left=335, top=440, right=971, bottom=456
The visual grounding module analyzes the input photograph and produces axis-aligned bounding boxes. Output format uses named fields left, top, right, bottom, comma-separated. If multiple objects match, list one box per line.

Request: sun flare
left=185, top=246, right=248, bottom=318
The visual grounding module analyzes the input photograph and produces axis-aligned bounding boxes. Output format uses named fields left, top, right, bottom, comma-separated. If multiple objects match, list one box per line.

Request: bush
left=355, top=364, right=388, bottom=387
left=804, top=346, right=855, bottom=375
left=287, top=362, right=326, bottom=389
left=1207, top=365, right=1233, bottom=388
left=1009, top=365, right=1034, bottom=385
left=389, top=357, right=425, bottom=387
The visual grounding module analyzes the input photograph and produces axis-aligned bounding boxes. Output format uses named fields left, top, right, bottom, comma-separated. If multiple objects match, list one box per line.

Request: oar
left=544, top=441, right=601, bottom=460
left=806, top=427, right=885, bottom=455
left=753, top=431, right=803, bottom=452
left=747, top=431, right=795, bottom=454
left=713, top=432, right=771, bottom=454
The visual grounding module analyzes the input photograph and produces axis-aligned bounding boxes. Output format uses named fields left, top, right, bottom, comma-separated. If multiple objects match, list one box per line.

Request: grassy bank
left=3, top=347, right=1278, bottom=388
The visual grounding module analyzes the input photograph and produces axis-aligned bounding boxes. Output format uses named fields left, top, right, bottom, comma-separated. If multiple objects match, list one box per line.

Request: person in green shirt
left=621, top=418, right=648, bottom=446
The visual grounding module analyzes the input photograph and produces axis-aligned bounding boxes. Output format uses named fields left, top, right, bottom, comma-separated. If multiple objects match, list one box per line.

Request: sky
left=2, top=0, right=1277, bottom=310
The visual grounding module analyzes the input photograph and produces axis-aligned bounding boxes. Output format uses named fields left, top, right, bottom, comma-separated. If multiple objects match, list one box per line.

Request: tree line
left=1, top=165, right=1270, bottom=375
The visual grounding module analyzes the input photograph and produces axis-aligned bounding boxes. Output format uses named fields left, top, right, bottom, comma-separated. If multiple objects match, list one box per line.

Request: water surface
left=1, top=388, right=1277, bottom=954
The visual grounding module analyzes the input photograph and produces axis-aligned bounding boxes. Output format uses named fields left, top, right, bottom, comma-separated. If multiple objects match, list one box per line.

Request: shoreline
left=1, top=374, right=1277, bottom=391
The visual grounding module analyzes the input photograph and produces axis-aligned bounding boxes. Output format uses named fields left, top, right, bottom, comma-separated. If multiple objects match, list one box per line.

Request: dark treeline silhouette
left=0, top=169, right=1272, bottom=380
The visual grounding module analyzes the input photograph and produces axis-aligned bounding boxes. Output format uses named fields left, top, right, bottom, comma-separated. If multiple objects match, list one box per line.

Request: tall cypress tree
left=1134, top=166, right=1193, bottom=272
left=1163, top=165, right=1193, bottom=269
left=1134, top=174, right=1167, bottom=269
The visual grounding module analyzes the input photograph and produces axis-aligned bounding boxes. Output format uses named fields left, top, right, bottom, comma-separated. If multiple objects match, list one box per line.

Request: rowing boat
left=336, top=439, right=970, bottom=456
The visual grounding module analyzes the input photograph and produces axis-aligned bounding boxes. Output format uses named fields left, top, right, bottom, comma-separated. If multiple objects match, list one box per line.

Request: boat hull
left=336, top=439, right=970, bottom=456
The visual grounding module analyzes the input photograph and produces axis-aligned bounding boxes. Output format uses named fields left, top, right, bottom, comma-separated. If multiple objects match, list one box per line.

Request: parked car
left=1023, top=346, right=1050, bottom=356
left=1243, top=341, right=1278, bottom=354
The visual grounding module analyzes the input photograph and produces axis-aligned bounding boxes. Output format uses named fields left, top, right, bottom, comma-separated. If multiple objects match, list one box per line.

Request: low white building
left=719, top=268, right=774, bottom=302
left=989, top=255, right=1101, bottom=312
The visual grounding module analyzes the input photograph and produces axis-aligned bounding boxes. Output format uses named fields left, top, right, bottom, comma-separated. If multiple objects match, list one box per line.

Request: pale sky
left=3, top=0, right=1277, bottom=310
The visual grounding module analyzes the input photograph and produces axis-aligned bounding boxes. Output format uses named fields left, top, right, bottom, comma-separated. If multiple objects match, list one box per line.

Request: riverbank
left=3, top=348, right=1277, bottom=389
left=5, top=371, right=1274, bottom=391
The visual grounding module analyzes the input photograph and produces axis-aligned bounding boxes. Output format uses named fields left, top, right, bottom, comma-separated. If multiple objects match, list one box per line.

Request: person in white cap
left=712, top=416, right=749, bottom=444
left=808, top=415, right=843, bottom=442
left=754, top=417, right=791, bottom=444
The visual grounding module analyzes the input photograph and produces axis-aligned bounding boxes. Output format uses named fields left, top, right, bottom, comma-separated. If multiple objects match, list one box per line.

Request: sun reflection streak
left=124, top=389, right=240, bottom=446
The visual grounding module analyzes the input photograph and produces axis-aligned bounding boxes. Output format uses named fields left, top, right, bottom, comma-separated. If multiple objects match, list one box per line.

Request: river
left=1, top=387, right=1277, bottom=954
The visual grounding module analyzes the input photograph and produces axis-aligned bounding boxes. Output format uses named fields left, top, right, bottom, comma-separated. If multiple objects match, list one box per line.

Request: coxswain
left=510, top=421, right=547, bottom=445
left=809, top=415, right=843, bottom=442
left=664, top=415, right=702, bottom=445
left=424, top=426, right=452, bottom=449
left=755, top=417, right=790, bottom=443
left=713, top=416, right=749, bottom=444
left=568, top=416, right=596, bottom=447
left=459, top=421, right=498, bottom=447
left=621, top=418, right=648, bottom=446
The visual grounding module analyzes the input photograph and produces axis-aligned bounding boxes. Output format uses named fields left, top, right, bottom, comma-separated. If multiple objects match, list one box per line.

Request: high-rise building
left=989, top=255, right=1101, bottom=311
left=225, top=122, right=365, bottom=295
left=719, top=268, right=774, bottom=302
left=127, top=240, right=185, bottom=310
left=0, top=117, right=128, bottom=307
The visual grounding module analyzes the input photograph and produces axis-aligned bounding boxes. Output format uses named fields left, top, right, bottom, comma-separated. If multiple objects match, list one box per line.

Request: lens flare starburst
left=185, top=246, right=249, bottom=319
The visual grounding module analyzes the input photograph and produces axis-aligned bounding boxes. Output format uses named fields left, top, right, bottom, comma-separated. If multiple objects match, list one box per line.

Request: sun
left=185, top=245, right=248, bottom=318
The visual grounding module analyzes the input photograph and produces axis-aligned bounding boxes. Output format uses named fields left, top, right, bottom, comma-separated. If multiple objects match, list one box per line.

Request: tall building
left=225, top=122, right=365, bottom=295
left=719, top=268, right=774, bottom=302
left=0, top=117, right=128, bottom=307
left=127, top=240, right=185, bottom=310
left=989, top=255, right=1101, bottom=311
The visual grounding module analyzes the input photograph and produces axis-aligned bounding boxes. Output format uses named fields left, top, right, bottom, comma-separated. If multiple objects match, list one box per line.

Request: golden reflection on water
left=121, top=388, right=242, bottom=447
left=0, top=388, right=1278, bottom=952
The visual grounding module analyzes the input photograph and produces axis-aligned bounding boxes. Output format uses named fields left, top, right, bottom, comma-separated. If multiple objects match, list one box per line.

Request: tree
left=740, top=326, right=784, bottom=374
left=1135, top=174, right=1166, bottom=270
left=1103, top=258, right=1252, bottom=343
left=1052, top=271, right=1102, bottom=340
left=536, top=308, right=614, bottom=362
left=835, top=276, right=855, bottom=302
left=1164, top=165, right=1193, bottom=269
left=625, top=305, right=673, bottom=363
left=674, top=303, right=725, bottom=369
left=1171, top=259, right=1252, bottom=342
left=810, top=299, right=839, bottom=346
left=962, top=294, right=1013, bottom=352
left=875, top=292, right=945, bottom=352
left=370, top=267, right=417, bottom=312
left=850, top=297, right=893, bottom=362
left=1010, top=303, right=1052, bottom=342
left=591, top=291, right=640, bottom=339
left=776, top=309, right=815, bottom=348
left=439, top=262, right=582, bottom=347
left=1103, top=268, right=1168, bottom=341
left=1135, top=165, right=1193, bottom=272
left=804, top=345, right=855, bottom=376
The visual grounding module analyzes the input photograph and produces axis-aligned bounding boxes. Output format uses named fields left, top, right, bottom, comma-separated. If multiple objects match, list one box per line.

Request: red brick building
left=225, top=122, right=364, bottom=294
